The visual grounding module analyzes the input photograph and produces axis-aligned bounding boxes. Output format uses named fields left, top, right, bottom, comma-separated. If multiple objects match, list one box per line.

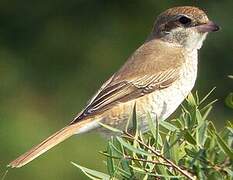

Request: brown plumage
left=8, top=6, right=219, bottom=168
left=72, top=40, right=184, bottom=122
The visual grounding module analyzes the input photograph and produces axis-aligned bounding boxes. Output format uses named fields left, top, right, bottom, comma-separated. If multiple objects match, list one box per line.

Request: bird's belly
left=137, top=75, right=196, bottom=130
left=137, top=59, right=197, bottom=130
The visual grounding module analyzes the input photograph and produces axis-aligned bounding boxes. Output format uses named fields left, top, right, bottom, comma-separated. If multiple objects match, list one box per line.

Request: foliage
left=73, top=90, right=233, bottom=180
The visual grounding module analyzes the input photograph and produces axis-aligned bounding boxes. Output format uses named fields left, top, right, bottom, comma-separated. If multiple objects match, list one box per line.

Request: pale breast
left=136, top=49, right=198, bottom=129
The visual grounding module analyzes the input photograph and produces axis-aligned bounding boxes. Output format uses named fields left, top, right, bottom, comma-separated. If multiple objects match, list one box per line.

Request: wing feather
left=71, top=68, right=179, bottom=123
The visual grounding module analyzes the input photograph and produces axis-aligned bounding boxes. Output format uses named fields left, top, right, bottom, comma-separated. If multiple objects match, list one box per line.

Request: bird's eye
left=178, top=16, right=192, bottom=25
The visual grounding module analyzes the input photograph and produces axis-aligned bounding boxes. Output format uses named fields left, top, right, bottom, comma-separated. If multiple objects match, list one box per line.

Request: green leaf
left=225, top=93, right=233, bottom=109
left=108, top=143, right=123, bottom=157
left=202, top=106, right=213, bottom=121
left=106, top=141, right=115, bottom=176
left=226, top=121, right=233, bottom=128
left=163, top=137, right=171, bottom=159
left=185, top=148, right=197, bottom=159
left=116, top=137, right=153, bottom=157
left=145, top=155, right=156, bottom=173
left=224, top=168, right=233, bottom=177
left=143, top=174, right=148, bottom=180
left=116, top=167, right=132, bottom=179
left=199, top=87, right=216, bottom=105
left=197, top=166, right=206, bottom=180
left=147, top=113, right=162, bottom=147
left=125, top=102, right=138, bottom=134
left=204, top=136, right=216, bottom=151
left=200, top=99, right=217, bottom=113
left=160, top=121, right=179, bottom=132
left=215, top=132, right=233, bottom=160
left=168, top=132, right=180, bottom=163
left=120, top=159, right=132, bottom=178
left=71, top=162, right=111, bottom=180
left=207, top=171, right=223, bottom=180
left=208, top=121, right=217, bottom=133
left=79, top=90, right=233, bottom=180
left=131, top=103, right=138, bottom=134
left=184, top=130, right=197, bottom=145
left=195, top=91, right=200, bottom=105
left=155, top=164, right=169, bottom=178
left=186, top=93, right=197, bottom=106
left=171, top=118, right=183, bottom=129
left=196, top=121, right=208, bottom=147
left=195, top=109, right=203, bottom=123
left=189, top=149, right=206, bottom=167
left=98, top=122, right=123, bottom=133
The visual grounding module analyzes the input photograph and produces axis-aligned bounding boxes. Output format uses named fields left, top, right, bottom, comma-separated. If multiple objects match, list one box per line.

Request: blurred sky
left=0, top=1, right=232, bottom=180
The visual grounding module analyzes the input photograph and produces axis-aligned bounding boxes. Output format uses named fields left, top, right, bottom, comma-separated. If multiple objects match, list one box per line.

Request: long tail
left=8, top=118, right=95, bottom=168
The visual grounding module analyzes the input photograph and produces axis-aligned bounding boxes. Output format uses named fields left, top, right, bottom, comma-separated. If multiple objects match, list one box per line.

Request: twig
left=101, top=152, right=172, bottom=167
left=123, top=132, right=196, bottom=180
left=1, top=170, right=8, bottom=180
left=124, top=156, right=173, bottom=168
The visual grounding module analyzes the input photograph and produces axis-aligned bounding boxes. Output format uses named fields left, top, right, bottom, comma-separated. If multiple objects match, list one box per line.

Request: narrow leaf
left=199, top=87, right=216, bottom=105
left=106, top=141, right=115, bottom=176
left=200, top=99, right=218, bottom=113
left=71, top=162, right=110, bottom=180
left=147, top=113, right=162, bottom=147
left=186, top=93, right=197, bottom=106
left=197, top=121, right=208, bottom=147
left=160, top=121, right=178, bottom=132
left=184, top=130, right=197, bottom=145
left=116, top=137, right=153, bottom=157
left=195, top=109, right=203, bottom=123
left=215, top=132, right=233, bottom=160
left=202, top=106, right=212, bottom=121
left=131, top=103, right=138, bottom=134
left=98, top=122, right=123, bottom=133
left=225, top=93, right=233, bottom=109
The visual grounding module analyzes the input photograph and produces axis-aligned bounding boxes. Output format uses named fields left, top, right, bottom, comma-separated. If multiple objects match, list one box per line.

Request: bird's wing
left=72, top=69, right=179, bottom=122
left=72, top=40, right=184, bottom=123
left=8, top=40, right=184, bottom=168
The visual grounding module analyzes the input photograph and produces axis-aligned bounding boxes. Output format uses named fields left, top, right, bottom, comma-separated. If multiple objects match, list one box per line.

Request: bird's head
left=150, top=6, right=219, bottom=50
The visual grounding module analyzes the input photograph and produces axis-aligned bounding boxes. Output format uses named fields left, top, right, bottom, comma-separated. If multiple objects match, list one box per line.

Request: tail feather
left=8, top=118, right=95, bottom=168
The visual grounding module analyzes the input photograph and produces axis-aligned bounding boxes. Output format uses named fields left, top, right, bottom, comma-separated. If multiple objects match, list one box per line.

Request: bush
left=72, top=89, right=233, bottom=180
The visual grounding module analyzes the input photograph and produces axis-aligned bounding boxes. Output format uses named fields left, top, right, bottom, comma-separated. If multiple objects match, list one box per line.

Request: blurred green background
left=0, top=0, right=232, bottom=179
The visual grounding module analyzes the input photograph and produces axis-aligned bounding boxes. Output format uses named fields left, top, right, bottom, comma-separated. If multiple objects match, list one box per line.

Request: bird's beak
left=196, top=21, right=220, bottom=33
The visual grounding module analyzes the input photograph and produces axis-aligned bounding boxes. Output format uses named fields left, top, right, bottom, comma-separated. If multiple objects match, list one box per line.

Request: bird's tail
left=8, top=118, right=96, bottom=168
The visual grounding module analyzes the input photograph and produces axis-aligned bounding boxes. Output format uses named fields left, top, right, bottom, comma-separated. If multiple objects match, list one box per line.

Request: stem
left=102, top=152, right=172, bottom=167
left=124, top=156, right=173, bottom=167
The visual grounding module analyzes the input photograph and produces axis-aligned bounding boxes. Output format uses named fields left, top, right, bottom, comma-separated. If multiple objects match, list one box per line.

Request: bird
left=8, top=6, right=219, bottom=168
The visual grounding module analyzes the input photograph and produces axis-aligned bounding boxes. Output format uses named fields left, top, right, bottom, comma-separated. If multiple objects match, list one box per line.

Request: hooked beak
left=196, top=21, right=220, bottom=33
